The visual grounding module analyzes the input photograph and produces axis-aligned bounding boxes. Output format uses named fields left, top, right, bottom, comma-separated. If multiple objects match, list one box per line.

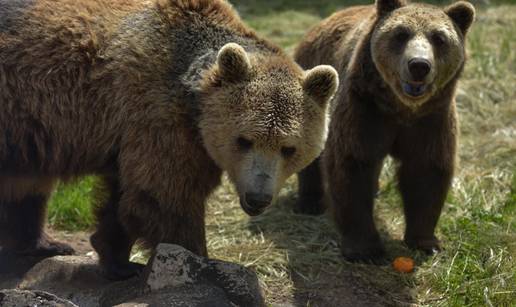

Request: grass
left=47, top=1, right=516, bottom=306
left=47, top=177, right=95, bottom=231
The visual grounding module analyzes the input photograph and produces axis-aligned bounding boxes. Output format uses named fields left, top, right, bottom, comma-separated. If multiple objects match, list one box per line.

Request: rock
left=18, top=254, right=141, bottom=307
left=0, top=289, right=78, bottom=307
left=0, top=248, right=53, bottom=289
left=3, top=244, right=265, bottom=306
left=144, top=244, right=265, bottom=307
left=114, top=284, right=231, bottom=307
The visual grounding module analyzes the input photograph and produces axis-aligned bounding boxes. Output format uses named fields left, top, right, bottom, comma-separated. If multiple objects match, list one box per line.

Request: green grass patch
left=47, top=177, right=95, bottom=231
left=417, top=173, right=516, bottom=306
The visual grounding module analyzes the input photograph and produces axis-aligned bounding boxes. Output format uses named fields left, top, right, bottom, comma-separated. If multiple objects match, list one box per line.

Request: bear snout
left=240, top=192, right=272, bottom=216
left=408, top=57, right=432, bottom=82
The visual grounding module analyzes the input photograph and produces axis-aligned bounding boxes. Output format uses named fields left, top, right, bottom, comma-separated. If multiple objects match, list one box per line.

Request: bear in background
left=0, top=0, right=338, bottom=279
left=294, top=0, right=475, bottom=261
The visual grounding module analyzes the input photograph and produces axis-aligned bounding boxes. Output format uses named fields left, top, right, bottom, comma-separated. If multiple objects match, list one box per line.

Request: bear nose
left=408, top=58, right=431, bottom=81
left=245, top=192, right=272, bottom=209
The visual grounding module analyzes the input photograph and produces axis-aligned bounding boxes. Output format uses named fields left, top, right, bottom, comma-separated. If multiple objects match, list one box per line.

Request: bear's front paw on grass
left=340, top=236, right=387, bottom=265
left=405, top=236, right=441, bottom=255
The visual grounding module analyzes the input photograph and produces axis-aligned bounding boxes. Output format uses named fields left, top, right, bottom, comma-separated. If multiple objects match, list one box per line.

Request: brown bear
left=0, top=0, right=338, bottom=279
left=294, top=0, right=475, bottom=261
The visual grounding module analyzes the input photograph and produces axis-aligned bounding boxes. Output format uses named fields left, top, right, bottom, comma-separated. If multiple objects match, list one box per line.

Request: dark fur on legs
left=393, top=111, right=456, bottom=254
left=399, top=164, right=451, bottom=254
left=90, top=176, right=142, bottom=281
left=326, top=153, right=388, bottom=263
left=0, top=179, right=74, bottom=257
left=296, top=157, right=326, bottom=215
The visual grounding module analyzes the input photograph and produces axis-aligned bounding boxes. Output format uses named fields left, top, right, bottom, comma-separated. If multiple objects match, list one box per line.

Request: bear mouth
left=239, top=199, right=267, bottom=216
left=401, top=81, right=428, bottom=98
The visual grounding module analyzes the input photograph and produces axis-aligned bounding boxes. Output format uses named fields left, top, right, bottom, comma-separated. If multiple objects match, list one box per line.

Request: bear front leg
left=115, top=189, right=208, bottom=258
left=0, top=177, right=74, bottom=257
left=116, top=123, right=221, bottom=270
left=90, top=176, right=141, bottom=281
left=326, top=154, right=386, bottom=262
left=161, top=203, right=208, bottom=257
left=395, top=109, right=457, bottom=254
left=296, top=157, right=326, bottom=215
left=398, top=162, right=453, bottom=254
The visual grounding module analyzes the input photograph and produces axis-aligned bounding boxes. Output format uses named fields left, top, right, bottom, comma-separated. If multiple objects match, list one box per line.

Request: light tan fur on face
left=199, top=44, right=337, bottom=206
left=371, top=4, right=467, bottom=110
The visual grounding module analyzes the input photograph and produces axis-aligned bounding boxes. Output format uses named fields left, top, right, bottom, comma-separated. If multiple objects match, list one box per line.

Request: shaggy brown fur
left=0, top=0, right=338, bottom=279
left=294, top=0, right=475, bottom=261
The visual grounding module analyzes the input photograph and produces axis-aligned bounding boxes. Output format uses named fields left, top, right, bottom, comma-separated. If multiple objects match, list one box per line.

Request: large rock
left=113, top=284, right=231, bottom=307
left=6, top=244, right=264, bottom=306
left=18, top=254, right=141, bottom=306
left=0, top=289, right=78, bottom=307
left=0, top=248, right=49, bottom=289
left=144, top=244, right=265, bottom=307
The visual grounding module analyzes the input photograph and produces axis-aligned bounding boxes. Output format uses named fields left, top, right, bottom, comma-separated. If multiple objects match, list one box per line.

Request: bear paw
left=10, top=233, right=75, bottom=258
left=405, top=236, right=441, bottom=255
left=102, top=261, right=145, bottom=281
left=340, top=237, right=387, bottom=264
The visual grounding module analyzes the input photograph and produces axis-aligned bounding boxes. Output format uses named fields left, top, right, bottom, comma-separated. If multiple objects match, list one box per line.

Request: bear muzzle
left=401, top=81, right=428, bottom=98
left=240, top=192, right=273, bottom=216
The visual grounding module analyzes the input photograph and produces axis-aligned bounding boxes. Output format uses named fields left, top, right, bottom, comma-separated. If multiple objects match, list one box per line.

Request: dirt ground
left=0, top=229, right=92, bottom=290
left=0, top=227, right=396, bottom=307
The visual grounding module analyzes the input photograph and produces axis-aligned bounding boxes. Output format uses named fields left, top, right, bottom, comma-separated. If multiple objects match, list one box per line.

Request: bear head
left=371, top=0, right=475, bottom=110
left=199, top=43, right=338, bottom=216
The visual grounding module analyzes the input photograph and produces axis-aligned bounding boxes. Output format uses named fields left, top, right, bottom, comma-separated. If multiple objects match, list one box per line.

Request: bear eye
left=281, top=146, right=296, bottom=158
left=236, top=136, right=253, bottom=150
left=393, top=28, right=411, bottom=43
left=431, top=32, right=447, bottom=47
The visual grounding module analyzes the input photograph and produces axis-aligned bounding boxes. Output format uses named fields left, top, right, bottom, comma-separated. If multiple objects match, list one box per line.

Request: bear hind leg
left=0, top=176, right=74, bottom=257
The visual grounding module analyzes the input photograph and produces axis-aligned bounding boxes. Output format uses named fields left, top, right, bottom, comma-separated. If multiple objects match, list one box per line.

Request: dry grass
left=48, top=2, right=516, bottom=306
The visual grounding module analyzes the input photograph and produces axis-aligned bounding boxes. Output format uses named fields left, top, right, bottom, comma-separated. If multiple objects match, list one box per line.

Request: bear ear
left=376, top=0, right=404, bottom=16
left=303, top=65, right=339, bottom=106
left=216, top=43, right=251, bottom=82
left=445, top=1, right=475, bottom=35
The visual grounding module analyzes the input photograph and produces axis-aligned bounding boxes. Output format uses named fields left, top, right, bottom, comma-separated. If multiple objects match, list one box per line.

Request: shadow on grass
left=246, top=190, right=424, bottom=306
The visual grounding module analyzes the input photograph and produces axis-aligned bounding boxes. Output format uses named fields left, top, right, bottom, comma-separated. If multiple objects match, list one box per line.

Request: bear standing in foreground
left=294, top=0, right=475, bottom=261
left=0, top=0, right=338, bottom=279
